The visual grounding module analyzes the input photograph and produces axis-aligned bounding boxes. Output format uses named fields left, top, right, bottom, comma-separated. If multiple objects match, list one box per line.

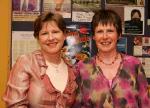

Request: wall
left=0, top=0, right=11, bottom=107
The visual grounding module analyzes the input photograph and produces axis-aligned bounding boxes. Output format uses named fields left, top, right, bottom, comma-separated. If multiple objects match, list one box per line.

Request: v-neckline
left=95, top=53, right=124, bottom=87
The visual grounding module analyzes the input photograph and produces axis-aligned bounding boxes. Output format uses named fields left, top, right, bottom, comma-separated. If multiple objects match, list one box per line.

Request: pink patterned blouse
left=73, top=53, right=150, bottom=108
left=3, top=50, right=77, bottom=108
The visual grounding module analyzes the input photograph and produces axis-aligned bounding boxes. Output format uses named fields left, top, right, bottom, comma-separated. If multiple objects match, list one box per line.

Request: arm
left=72, top=62, right=83, bottom=108
left=3, top=55, right=31, bottom=108
left=136, top=63, right=150, bottom=107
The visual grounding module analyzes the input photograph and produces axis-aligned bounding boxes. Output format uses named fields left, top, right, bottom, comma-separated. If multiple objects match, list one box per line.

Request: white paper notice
left=11, top=31, right=39, bottom=66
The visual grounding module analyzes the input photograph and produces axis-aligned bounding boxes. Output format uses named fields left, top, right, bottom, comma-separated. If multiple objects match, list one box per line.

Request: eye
left=96, top=30, right=103, bottom=34
left=40, top=32, right=49, bottom=36
left=108, top=29, right=114, bottom=32
left=107, top=29, right=114, bottom=34
left=52, top=30, right=61, bottom=34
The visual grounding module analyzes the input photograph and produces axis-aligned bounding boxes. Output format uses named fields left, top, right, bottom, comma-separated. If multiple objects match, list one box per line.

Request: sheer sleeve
left=72, top=62, right=83, bottom=108
left=136, top=63, right=150, bottom=108
left=3, top=55, right=31, bottom=108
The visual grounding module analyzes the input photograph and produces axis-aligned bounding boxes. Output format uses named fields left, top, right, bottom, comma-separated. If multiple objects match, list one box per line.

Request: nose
left=47, top=32, right=54, bottom=40
left=102, top=31, right=108, bottom=39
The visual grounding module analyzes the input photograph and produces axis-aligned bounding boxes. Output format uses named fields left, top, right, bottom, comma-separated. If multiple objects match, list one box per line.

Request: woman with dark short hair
left=73, top=9, right=150, bottom=108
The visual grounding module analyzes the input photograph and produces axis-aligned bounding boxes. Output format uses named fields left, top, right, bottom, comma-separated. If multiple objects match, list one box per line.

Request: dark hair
left=131, top=9, right=141, bottom=18
left=33, top=12, right=66, bottom=38
left=91, top=9, right=122, bottom=36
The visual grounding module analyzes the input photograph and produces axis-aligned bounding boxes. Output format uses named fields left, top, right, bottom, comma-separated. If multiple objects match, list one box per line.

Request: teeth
left=47, top=43, right=57, bottom=46
left=100, top=42, right=111, bottom=45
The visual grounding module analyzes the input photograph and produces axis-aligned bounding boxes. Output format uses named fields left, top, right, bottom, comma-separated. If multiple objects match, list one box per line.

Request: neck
left=97, top=51, right=119, bottom=65
left=42, top=51, right=61, bottom=64
left=98, top=50, right=118, bottom=59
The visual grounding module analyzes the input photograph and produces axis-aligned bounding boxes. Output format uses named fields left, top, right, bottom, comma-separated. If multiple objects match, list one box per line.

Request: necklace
left=46, top=60, right=61, bottom=72
left=49, top=63, right=59, bottom=72
left=97, top=53, right=119, bottom=65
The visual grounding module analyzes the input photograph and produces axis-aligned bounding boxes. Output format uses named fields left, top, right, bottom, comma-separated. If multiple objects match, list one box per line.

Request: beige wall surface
left=0, top=0, right=11, bottom=107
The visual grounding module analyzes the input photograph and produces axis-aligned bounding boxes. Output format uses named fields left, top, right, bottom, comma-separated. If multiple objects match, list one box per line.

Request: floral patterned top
left=73, top=53, right=150, bottom=108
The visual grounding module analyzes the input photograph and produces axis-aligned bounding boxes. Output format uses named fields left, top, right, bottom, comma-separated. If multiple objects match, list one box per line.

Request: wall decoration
left=124, top=6, right=144, bottom=35
left=72, top=0, right=101, bottom=22
left=43, top=0, right=71, bottom=18
left=12, top=0, right=41, bottom=21
left=10, top=0, right=150, bottom=81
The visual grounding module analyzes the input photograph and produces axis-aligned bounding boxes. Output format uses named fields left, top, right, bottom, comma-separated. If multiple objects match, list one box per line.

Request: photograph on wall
left=117, top=37, right=127, bottom=54
left=134, top=36, right=142, bottom=46
left=106, top=0, right=144, bottom=5
left=12, top=0, right=41, bottom=21
left=133, top=36, right=143, bottom=56
left=11, top=31, right=39, bottom=66
left=142, top=46, right=150, bottom=56
left=43, top=0, right=71, bottom=18
left=142, top=37, right=150, bottom=46
left=124, top=6, right=144, bottom=35
left=72, top=0, right=101, bottom=22
left=142, top=37, right=150, bottom=56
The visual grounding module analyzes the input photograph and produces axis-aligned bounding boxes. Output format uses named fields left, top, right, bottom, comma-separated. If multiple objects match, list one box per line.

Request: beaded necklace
left=97, top=53, right=119, bottom=65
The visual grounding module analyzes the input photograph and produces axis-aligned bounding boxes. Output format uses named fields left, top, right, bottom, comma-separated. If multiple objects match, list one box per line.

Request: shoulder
left=14, top=50, right=43, bottom=65
left=74, top=57, right=96, bottom=74
left=76, top=57, right=95, bottom=66
left=122, top=54, right=141, bottom=65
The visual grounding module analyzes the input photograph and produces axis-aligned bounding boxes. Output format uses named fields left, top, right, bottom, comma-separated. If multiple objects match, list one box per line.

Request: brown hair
left=33, top=12, right=66, bottom=39
left=91, top=9, right=122, bottom=36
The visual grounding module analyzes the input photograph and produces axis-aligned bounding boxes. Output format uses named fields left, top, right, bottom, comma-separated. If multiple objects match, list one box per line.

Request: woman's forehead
left=97, top=22, right=115, bottom=27
left=42, top=21, right=58, bottom=28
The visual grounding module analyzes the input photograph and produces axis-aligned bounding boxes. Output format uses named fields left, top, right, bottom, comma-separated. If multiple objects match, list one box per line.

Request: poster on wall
left=62, top=23, right=92, bottom=64
left=62, top=24, right=81, bottom=64
left=11, top=31, right=39, bottom=66
left=124, top=6, right=144, bottom=35
left=72, top=0, right=101, bottom=22
left=12, top=0, right=41, bottom=21
left=43, top=0, right=71, bottom=18
left=106, top=0, right=144, bottom=6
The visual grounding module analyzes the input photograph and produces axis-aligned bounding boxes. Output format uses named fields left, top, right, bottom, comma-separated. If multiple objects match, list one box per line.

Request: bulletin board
left=11, top=0, right=150, bottom=83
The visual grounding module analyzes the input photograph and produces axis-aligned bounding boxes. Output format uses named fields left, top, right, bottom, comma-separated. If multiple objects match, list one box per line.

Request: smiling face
left=93, top=23, right=119, bottom=53
left=38, top=21, right=66, bottom=55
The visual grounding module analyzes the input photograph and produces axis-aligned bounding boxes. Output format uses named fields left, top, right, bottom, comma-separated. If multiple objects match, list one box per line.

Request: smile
left=100, top=41, right=112, bottom=45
